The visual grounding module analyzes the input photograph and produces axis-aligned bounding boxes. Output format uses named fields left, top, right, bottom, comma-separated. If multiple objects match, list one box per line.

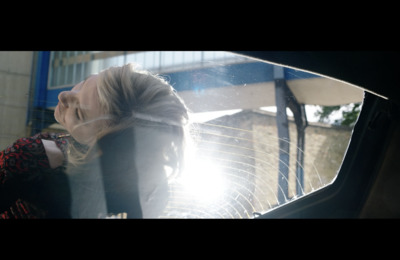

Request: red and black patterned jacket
left=0, top=133, right=70, bottom=219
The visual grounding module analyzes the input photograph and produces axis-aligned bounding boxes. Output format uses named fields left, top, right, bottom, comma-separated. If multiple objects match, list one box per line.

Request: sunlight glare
left=179, top=155, right=226, bottom=204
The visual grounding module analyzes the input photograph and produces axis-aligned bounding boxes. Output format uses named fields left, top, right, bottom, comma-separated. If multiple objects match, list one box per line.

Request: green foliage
left=316, top=106, right=341, bottom=122
left=340, top=103, right=361, bottom=126
left=315, top=103, right=361, bottom=126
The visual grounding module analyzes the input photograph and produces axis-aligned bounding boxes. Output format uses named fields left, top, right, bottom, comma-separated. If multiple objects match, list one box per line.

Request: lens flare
left=179, top=152, right=227, bottom=204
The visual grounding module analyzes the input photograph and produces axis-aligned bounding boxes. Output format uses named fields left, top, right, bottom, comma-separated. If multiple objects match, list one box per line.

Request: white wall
left=0, top=51, right=34, bottom=149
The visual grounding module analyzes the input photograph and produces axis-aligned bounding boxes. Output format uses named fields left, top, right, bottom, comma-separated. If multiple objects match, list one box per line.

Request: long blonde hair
left=67, top=63, right=190, bottom=173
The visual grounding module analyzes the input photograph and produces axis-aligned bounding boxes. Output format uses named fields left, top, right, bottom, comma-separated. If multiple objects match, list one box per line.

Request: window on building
left=47, top=51, right=248, bottom=89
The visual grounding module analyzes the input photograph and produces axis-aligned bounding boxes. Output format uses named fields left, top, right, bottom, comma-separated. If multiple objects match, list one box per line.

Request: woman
left=0, top=63, right=190, bottom=218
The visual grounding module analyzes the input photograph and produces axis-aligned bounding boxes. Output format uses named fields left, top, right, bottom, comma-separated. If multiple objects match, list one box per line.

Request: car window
left=45, top=51, right=365, bottom=218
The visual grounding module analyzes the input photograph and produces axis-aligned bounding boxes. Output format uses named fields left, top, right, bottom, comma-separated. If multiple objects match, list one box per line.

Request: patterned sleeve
left=0, top=198, right=47, bottom=219
left=0, top=132, right=69, bottom=185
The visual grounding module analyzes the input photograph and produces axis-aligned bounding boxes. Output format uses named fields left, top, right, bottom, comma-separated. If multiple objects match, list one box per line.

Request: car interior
left=4, top=51, right=399, bottom=219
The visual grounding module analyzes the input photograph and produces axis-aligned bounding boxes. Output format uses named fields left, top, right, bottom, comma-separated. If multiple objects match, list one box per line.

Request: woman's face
left=54, top=75, right=105, bottom=144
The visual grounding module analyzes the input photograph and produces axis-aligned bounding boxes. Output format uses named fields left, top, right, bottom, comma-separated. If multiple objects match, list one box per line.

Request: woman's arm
left=0, top=133, right=68, bottom=184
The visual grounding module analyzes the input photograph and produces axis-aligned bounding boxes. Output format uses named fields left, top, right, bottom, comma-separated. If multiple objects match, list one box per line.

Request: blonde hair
left=67, top=63, right=190, bottom=173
